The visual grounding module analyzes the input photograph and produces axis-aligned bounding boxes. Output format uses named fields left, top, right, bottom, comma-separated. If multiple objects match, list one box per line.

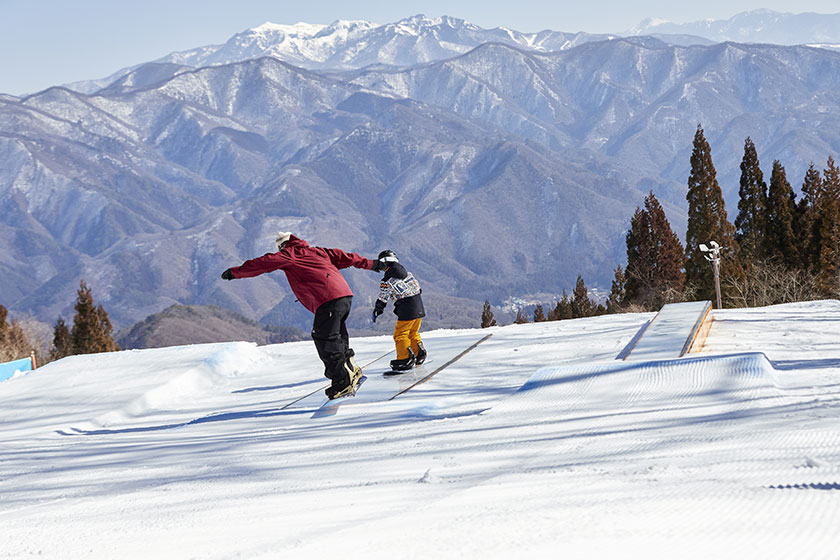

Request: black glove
left=221, top=269, right=235, bottom=281
left=372, top=259, right=387, bottom=272
left=372, top=301, right=385, bottom=322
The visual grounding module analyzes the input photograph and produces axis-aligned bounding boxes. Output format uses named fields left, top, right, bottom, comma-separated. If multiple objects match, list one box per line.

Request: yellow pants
left=394, top=318, right=423, bottom=360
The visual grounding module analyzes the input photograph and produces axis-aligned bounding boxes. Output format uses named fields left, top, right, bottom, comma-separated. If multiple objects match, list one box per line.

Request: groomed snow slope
left=1, top=301, right=839, bottom=559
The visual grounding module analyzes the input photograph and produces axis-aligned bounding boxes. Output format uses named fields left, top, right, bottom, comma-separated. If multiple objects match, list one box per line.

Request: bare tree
left=723, top=259, right=822, bottom=308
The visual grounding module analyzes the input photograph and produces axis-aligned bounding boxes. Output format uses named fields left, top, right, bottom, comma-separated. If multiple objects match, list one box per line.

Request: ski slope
left=1, top=301, right=839, bottom=559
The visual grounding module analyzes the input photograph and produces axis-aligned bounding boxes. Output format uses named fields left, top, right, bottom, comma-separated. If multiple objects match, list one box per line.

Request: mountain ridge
left=61, top=15, right=617, bottom=95
left=629, top=9, right=840, bottom=45
left=6, top=19, right=840, bottom=332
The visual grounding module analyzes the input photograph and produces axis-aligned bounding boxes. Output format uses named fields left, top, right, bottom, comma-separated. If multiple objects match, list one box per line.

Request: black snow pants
left=311, top=296, right=354, bottom=381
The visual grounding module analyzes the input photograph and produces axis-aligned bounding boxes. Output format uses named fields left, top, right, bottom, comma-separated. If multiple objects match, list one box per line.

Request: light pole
left=699, top=241, right=723, bottom=309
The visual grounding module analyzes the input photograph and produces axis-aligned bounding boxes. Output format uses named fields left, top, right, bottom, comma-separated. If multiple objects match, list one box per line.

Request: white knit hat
left=275, top=231, right=292, bottom=251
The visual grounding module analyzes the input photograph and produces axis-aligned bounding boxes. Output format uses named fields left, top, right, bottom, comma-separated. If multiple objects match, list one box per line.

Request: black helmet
left=378, top=249, right=398, bottom=263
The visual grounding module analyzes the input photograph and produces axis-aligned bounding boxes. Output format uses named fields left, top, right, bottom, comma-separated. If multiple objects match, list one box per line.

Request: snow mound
left=69, top=342, right=260, bottom=433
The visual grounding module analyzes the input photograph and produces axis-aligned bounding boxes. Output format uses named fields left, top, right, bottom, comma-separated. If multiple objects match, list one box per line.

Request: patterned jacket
left=375, top=262, right=425, bottom=321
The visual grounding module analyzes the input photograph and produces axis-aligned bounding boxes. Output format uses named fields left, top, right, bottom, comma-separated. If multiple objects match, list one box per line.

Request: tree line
left=482, top=123, right=839, bottom=326
left=481, top=273, right=608, bottom=327
left=1, top=281, right=119, bottom=366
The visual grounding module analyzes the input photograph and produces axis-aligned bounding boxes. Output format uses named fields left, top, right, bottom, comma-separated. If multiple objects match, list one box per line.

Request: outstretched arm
left=221, top=252, right=290, bottom=279
left=324, top=248, right=377, bottom=271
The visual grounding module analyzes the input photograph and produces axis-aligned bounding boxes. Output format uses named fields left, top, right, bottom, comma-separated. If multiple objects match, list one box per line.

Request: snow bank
left=76, top=342, right=260, bottom=431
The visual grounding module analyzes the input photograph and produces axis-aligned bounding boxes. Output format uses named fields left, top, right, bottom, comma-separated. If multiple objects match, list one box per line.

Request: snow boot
left=390, top=349, right=416, bottom=371
left=326, top=356, right=364, bottom=399
left=414, top=342, right=427, bottom=366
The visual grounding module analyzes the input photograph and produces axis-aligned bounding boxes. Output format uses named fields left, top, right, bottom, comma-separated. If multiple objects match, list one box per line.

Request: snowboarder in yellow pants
left=371, top=250, right=427, bottom=371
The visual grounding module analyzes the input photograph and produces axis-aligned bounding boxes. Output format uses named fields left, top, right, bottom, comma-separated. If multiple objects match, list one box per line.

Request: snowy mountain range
left=630, top=9, right=840, bottom=46
left=5, top=14, right=840, bottom=334
left=65, top=15, right=615, bottom=95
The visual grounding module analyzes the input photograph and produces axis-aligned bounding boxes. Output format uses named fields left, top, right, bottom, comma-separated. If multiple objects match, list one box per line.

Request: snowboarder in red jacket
left=221, top=232, right=385, bottom=399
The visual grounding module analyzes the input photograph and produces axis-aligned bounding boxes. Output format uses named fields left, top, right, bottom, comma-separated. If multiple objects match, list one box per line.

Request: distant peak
left=641, top=17, right=671, bottom=27
left=249, top=21, right=327, bottom=36
left=740, top=8, right=781, bottom=16
left=328, top=18, right=379, bottom=28
left=394, top=14, right=476, bottom=29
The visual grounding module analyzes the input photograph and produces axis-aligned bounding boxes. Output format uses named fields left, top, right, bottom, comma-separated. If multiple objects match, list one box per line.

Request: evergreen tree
left=71, top=281, right=120, bottom=355
left=548, top=291, right=573, bottom=321
left=49, top=317, right=73, bottom=362
left=514, top=309, right=529, bottom=324
left=817, top=156, right=840, bottom=295
left=624, top=207, right=647, bottom=303
left=764, top=160, right=799, bottom=268
left=533, top=304, right=546, bottom=323
left=797, top=163, right=823, bottom=272
left=647, top=194, right=685, bottom=285
left=625, top=192, right=684, bottom=309
left=734, top=137, right=767, bottom=264
left=607, top=265, right=626, bottom=313
left=480, top=300, right=497, bottom=328
left=685, top=124, right=744, bottom=304
left=571, top=275, right=593, bottom=318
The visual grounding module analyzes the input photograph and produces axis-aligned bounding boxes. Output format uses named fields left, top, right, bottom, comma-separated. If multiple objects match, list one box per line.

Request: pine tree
left=49, top=317, right=73, bottom=362
left=607, top=265, right=626, bottom=313
left=625, top=192, right=684, bottom=309
left=480, top=300, right=497, bottom=328
left=533, top=304, right=546, bottom=323
left=817, top=156, right=840, bottom=295
left=514, top=309, right=529, bottom=324
left=764, top=160, right=799, bottom=268
left=685, top=124, right=744, bottom=304
left=71, top=281, right=120, bottom=355
left=624, top=207, right=647, bottom=303
left=548, top=291, right=573, bottom=321
left=734, top=137, right=767, bottom=265
left=797, top=163, right=822, bottom=272
left=571, top=275, right=593, bottom=318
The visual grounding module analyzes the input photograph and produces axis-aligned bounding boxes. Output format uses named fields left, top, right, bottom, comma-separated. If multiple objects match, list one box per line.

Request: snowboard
left=382, top=360, right=431, bottom=376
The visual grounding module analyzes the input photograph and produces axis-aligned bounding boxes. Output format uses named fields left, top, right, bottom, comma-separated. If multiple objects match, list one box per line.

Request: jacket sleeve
left=323, top=248, right=375, bottom=271
left=229, top=252, right=289, bottom=278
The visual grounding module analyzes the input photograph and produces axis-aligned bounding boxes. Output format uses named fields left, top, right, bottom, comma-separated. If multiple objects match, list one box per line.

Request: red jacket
left=229, top=236, right=375, bottom=313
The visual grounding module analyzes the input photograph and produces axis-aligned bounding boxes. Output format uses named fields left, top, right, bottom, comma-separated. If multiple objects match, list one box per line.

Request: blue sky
left=2, top=0, right=839, bottom=95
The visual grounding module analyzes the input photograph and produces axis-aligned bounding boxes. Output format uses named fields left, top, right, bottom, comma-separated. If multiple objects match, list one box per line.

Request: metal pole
left=700, top=241, right=723, bottom=309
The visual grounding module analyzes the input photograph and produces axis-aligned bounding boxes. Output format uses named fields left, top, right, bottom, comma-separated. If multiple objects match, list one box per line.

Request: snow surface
left=2, top=301, right=840, bottom=558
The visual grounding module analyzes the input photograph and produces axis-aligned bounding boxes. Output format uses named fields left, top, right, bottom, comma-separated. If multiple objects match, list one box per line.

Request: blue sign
left=0, top=357, right=32, bottom=382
